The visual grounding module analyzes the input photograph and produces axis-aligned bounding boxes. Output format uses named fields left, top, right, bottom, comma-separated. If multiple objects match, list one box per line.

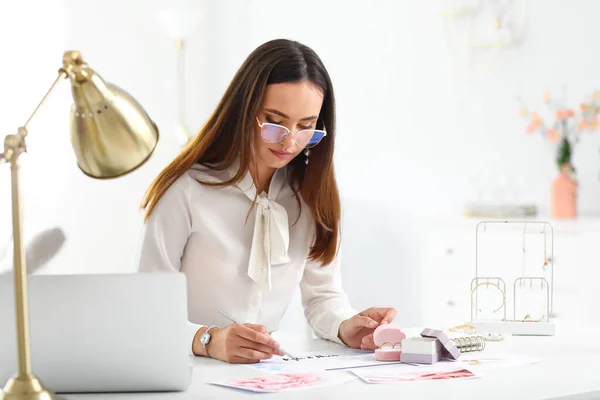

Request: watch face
left=200, top=332, right=210, bottom=345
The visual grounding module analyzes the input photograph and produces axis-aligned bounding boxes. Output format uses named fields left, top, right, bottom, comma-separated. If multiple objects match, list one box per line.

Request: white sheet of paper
left=211, top=371, right=356, bottom=393
left=456, top=352, right=540, bottom=371
left=351, top=351, right=539, bottom=383
left=352, top=362, right=480, bottom=383
left=247, top=349, right=401, bottom=373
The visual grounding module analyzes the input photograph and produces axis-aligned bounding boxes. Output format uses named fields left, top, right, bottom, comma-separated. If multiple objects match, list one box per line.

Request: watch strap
left=203, top=325, right=219, bottom=358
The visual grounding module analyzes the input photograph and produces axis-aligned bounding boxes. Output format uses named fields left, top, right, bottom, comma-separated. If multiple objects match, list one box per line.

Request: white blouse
left=136, top=163, right=357, bottom=352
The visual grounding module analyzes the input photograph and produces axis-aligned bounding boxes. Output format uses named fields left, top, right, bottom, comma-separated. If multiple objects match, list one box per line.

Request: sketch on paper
left=212, top=371, right=355, bottom=393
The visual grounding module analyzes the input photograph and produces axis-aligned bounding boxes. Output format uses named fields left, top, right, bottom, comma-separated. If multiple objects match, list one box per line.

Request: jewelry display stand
left=467, top=221, right=556, bottom=336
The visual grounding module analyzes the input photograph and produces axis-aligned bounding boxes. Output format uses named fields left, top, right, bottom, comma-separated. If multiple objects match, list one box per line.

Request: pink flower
left=555, top=109, right=575, bottom=120
left=546, top=129, right=561, bottom=143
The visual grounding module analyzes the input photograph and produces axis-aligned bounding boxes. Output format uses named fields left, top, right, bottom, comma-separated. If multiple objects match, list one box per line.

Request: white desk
left=62, top=323, right=600, bottom=400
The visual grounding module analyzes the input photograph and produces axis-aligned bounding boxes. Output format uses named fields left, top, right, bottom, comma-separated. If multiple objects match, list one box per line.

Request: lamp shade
left=63, top=51, right=159, bottom=179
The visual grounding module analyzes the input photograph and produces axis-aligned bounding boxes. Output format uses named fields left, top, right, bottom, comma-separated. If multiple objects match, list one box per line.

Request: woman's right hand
left=207, top=323, right=285, bottom=364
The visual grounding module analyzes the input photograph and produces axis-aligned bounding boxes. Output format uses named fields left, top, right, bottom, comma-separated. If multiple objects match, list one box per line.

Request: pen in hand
left=218, top=310, right=295, bottom=359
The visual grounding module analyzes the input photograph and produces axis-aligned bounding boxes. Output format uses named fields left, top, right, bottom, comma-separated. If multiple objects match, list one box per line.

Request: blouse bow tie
left=247, top=195, right=290, bottom=290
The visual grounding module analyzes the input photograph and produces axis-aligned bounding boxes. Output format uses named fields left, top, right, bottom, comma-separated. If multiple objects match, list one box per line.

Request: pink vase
left=551, top=164, right=577, bottom=219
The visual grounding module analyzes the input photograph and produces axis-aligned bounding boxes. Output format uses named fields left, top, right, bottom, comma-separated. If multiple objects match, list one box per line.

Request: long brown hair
left=141, top=39, right=340, bottom=266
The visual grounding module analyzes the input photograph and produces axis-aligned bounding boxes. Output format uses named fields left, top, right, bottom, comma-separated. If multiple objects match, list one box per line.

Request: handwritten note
left=280, top=354, right=340, bottom=362
left=212, top=371, right=355, bottom=393
left=247, top=350, right=400, bottom=374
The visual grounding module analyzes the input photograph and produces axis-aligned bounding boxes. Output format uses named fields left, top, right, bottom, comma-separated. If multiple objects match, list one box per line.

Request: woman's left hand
left=338, top=307, right=397, bottom=350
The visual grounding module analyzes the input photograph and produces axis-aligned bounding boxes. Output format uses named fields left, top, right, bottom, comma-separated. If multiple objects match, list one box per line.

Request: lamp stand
left=175, top=38, right=192, bottom=146
left=0, top=73, right=67, bottom=400
left=1, top=49, right=158, bottom=399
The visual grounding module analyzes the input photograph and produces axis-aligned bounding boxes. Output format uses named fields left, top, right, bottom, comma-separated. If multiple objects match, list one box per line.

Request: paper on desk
left=246, top=349, right=400, bottom=374
left=456, top=352, right=540, bottom=371
left=352, top=362, right=480, bottom=383
left=353, top=351, right=538, bottom=385
left=211, top=371, right=355, bottom=393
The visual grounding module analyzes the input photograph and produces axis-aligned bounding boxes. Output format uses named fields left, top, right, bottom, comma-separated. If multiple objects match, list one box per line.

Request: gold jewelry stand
left=0, top=51, right=159, bottom=400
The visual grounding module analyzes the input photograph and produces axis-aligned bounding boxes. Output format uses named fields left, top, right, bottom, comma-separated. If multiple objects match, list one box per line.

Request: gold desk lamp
left=0, top=50, right=159, bottom=400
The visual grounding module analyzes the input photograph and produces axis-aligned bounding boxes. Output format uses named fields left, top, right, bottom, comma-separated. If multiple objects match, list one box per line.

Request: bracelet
left=471, top=282, right=506, bottom=314
left=449, top=324, right=477, bottom=334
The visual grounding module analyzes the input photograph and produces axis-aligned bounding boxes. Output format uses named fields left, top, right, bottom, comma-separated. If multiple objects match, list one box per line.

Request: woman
left=137, top=39, right=396, bottom=364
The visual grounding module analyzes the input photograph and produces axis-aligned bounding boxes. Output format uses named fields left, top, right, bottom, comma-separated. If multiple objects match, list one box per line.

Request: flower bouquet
left=518, top=91, right=600, bottom=218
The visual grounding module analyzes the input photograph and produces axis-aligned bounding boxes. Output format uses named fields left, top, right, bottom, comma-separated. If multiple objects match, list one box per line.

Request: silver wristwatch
left=200, top=325, right=219, bottom=357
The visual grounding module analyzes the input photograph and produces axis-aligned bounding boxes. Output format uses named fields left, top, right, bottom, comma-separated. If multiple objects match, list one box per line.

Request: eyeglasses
left=256, top=117, right=327, bottom=149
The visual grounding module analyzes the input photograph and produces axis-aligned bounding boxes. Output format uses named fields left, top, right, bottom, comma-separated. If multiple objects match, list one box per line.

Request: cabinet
left=421, top=217, right=600, bottom=329
left=421, top=226, right=472, bottom=328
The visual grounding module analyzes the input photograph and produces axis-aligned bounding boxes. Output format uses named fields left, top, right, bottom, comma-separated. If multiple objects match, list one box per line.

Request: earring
left=521, top=223, right=527, bottom=288
left=304, top=149, right=310, bottom=165
left=542, top=225, right=548, bottom=270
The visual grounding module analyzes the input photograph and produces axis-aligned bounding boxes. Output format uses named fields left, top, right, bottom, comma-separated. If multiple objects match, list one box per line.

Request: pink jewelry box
left=373, top=324, right=406, bottom=362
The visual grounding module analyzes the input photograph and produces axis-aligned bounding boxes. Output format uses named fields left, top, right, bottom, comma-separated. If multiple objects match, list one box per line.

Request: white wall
left=2, top=0, right=600, bottom=331
left=0, top=0, right=68, bottom=272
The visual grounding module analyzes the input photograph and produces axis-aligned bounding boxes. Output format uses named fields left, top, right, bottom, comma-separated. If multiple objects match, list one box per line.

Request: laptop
left=0, top=272, right=192, bottom=393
